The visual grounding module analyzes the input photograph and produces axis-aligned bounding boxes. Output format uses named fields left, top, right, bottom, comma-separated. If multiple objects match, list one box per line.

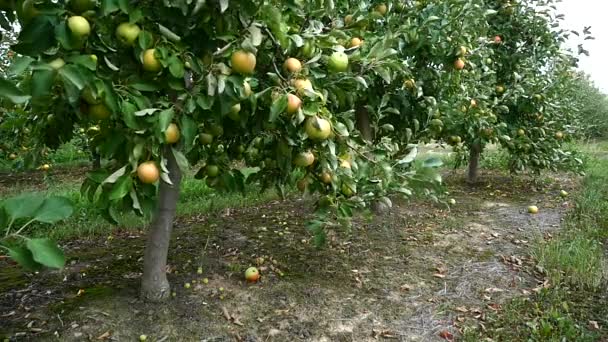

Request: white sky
left=557, top=0, right=606, bottom=91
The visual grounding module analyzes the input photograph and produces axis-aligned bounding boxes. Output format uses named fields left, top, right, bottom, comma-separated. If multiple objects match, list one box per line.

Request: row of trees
left=0, top=0, right=591, bottom=301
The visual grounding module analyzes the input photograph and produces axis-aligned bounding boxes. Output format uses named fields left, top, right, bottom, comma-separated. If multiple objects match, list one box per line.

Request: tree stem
left=140, top=147, right=182, bottom=302
left=467, top=142, right=482, bottom=184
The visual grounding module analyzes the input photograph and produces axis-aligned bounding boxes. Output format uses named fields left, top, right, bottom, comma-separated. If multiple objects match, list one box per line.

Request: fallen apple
left=245, top=267, right=260, bottom=282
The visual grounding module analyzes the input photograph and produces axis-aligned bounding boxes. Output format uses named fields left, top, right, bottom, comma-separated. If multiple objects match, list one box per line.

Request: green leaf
left=159, top=108, right=174, bottom=132
left=180, top=116, right=197, bottom=152
left=8, top=56, right=34, bottom=76
left=168, top=57, right=185, bottom=78
left=0, top=79, right=31, bottom=104
left=66, top=54, right=98, bottom=71
left=31, top=69, right=56, bottom=98
left=138, top=31, right=153, bottom=50
left=219, top=0, right=229, bottom=12
left=130, top=82, right=160, bottom=92
left=118, top=0, right=129, bottom=13
left=397, top=146, right=418, bottom=165
left=32, top=197, right=74, bottom=224
left=270, top=95, right=288, bottom=122
left=423, top=157, right=443, bottom=168
left=172, top=148, right=189, bottom=172
left=4, top=194, right=45, bottom=222
left=135, top=108, right=160, bottom=116
left=26, top=239, right=65, bottom=269
left=59, top=65, right=86, bottom=91
left=13, top=16, right=54, bottom=55
left=7, top=246, right=42, bottom=271
left=109, top=175, right=133, bottom=201
left=101, top=0, right=120, bottom=15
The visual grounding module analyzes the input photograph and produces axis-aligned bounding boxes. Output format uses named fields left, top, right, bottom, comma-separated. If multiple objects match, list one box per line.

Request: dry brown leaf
left=589, top=321, right=600, bottom=330
left=400, top=284, right=412, bottom=291
left=484, top=287, right=504, bottom=293
left=455, top=306, right=468, bottom=313
left=433, top=273, right=446, bottom=279
left=97, top=331, right=111, bottom=340
left=438, top=330, right=454, bottom=340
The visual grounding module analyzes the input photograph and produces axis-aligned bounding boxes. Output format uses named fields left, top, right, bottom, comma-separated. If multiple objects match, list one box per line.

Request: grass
left=1, top=171, right=279, bottom=241
left=463, top=141, right=608, bottom=341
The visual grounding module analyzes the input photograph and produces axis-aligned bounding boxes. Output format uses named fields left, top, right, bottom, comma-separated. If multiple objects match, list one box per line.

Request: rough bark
left=355, top=105, right=373, bottom=142
left=467, top=143, right=482, bottom=184
left=140, top=147, right=182, bottom=302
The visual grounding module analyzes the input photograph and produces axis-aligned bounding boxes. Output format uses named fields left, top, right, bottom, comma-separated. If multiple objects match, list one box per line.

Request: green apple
left=67, top=16, right=91, bottom=39
left=328, top=51, right=349, bottom=72
left=115, top=22, right=141, bottom=46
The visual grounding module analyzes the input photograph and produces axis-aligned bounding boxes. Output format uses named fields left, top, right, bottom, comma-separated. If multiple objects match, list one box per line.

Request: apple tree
left=0, top=0, right=443, bottom=301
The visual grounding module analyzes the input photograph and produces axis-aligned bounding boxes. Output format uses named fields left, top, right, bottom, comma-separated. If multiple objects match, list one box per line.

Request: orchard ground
left=1, top=143, right=607, bottom=341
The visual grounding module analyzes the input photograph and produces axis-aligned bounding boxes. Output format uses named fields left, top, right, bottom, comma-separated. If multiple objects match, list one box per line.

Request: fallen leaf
left=484, top=287, right=504, bottom=293
left=455, top=306, right=468, bottom=313
left=433, top=273, right=446, bottom=279
left=589, top=321, right=600, bottom=330
left=97, top=331, right=111, bottom=340
left=438, top=330, right=454, bottom=340
left=400, top=284, right=412, bottom=291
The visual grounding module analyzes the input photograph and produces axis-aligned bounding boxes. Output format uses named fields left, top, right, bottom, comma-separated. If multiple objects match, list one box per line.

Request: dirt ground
left=0, top=169, right=578, bottom=341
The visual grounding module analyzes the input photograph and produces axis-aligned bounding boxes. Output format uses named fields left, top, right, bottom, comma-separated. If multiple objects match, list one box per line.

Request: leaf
left=103, top=56, right=120, bottom=71
left=180, top=116, right=197, bottom=152
left=109, top=175, right=132, bottom=201
left=219, top=0, right=229, bottom=13
left=101, top=0, right=120, bottom=15
left=8, top=56, right=34, bottom=76
left=130, top=82, right=160, bottom=92
left=134, top=108, right=160, bottom=116
left=270, top=94, right=288, bottom=122
left=59, top=65, right=86, bottom=91
left=26, top=239, right=65, bottom=269
left=158, top=24, right=181, bottom=42
left=102, top=166, right=127, bottom=184
left=172, top=148, right=189, bottom=172
left=397, top=146, right=418, bottom=164
left=32, top=197, right=74, bottom=224
left=0, top=79, right=31, bottom=104
left=423, top=157, right=443, bottom=168
left=4, top=194, right=45, bottom=222
left=159, top=108, right=174, bottom=132
left=354, top=76, right=368, bottom=88
left=248, top=25, right=263, bottom=46
left=7, top=246, right=42, bottom=271
left=168, top=57, right=185, bottom=78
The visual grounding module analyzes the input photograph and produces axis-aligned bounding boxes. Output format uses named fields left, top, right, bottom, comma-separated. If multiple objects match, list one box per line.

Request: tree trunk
left=91, top=147, right=101, bottom=169
left=467, top=143, right=482, bottom=184
left=140, top=147, right=182, bottom=302
left=355, top=105, right=373, bottom=142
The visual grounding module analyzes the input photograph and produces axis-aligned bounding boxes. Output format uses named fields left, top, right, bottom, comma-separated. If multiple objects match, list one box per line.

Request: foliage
left=0, top=193, right=73, bottom=270
left=568, top=73, right=608, bottom=139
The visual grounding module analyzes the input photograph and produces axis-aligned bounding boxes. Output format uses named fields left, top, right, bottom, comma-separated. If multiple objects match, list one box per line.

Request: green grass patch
left=3, top=173, right=279, bottom=241
left=463, top=142, right=608, bottom=341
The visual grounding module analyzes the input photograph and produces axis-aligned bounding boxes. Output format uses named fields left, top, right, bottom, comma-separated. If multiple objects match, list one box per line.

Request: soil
left=0, top=170, right=579, bottom=341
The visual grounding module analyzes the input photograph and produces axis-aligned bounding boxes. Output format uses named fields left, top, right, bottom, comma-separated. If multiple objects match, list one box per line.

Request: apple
left=328, top=51, right=349, bottom=72
left=493, top=35, right=502, bottom=44
left=283, top=58, right=302, bottom=73
left=528, top=205, right=539, bottom=214
left=294, top=151, right=315, bottom=167
left=301, top=41, right=315, bottom=58
left=458, top=46, right=467, bottom=56
left=231, top=50, right=256, bottom=75
left=184, top=282, right=191, bottom=289
left=555, top=131, right=564, bottom=140
left=197, top=267, right=203, bottom=274
left=206, top=165, right=220, bottom=177
left=341, top=183, right=355, bottom=197
left=199, top=133, right=214, bottom=145
left=496, top=85, right=505, bottom=93
left=292, top=78, right=313, bottom=95
left=517, top=129, right=525, bottom=136
left=320, top=171, right=332, bottom=184
left=8, top=153, right=17, bottom=160
left=115, top=22, right=141, bottom=46
left=345, top=14, right=354, bottom=25
left=49, top=58, right=65, bottom=70
left=375, top=3, right=388, bottom=15
left=41, top=164, right=50, bottom=171
left=139, top=335, right=147, bottom=341
left=137, top=162, right=160, bottom=184
left=404, top=79, right=416, bottom=90
left=305, top=116, right=332, bottom=140
left=245, top=267, right=260, bottom=282
left=350, top=37, right=363, bottom=48
left=67, top=16, right=91, bottom=39
left=340, top=159, right=351, bottom=169
left=560, top=190, right=568, bottom=197
left=534, top=94, right=543, bottom=101
left=286, top=94, right=302, bottom=114
left=448, top=198, right=456, bottom=205
left=89, top=103, right=111, bottom=120
left=143, top=49, right=162, bottom=72
left=470, top=99, right=478, bottom=107
left=228, top=103, right=241, bottom=121
left=454, top=58, right=465, bottom=70
left=297, top=177, right=309, bottom=192
left=165, top=123, right=180, bottom=144
left=242, top=81, right=253, bottom=98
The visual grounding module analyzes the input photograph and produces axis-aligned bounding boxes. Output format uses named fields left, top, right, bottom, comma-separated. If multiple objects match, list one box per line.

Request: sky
left=557, top=0, right=607, bottom=91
